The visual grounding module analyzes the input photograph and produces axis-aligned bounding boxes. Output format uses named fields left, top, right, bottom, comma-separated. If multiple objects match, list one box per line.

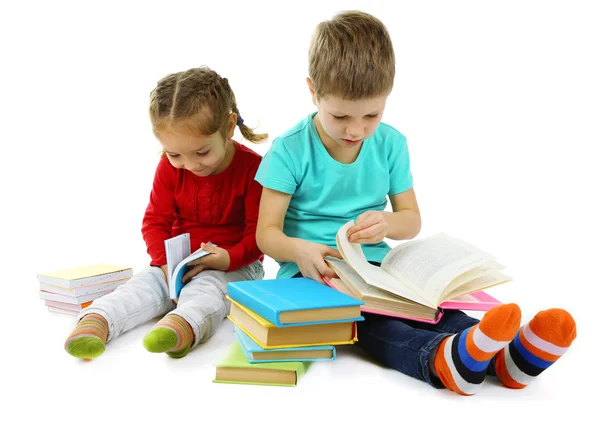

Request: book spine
left=227, top=283, right=281, bottom=325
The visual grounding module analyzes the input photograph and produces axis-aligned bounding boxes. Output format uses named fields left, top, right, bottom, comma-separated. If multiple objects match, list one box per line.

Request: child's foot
left=64, top=313, right=108, bottom=360
left=143, top=314, right=194, bottom=358
left=433, top=303, right=521, bottom=395
left=495, top=308, right=576, bottom=389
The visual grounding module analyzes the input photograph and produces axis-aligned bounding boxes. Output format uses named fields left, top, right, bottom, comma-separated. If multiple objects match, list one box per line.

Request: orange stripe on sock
left=518, top=329, right=561, bottom=363
left=465, top=327, right=495, bottom=362
left=433, top=337, right=470, bottom=395
left=495, top=348, right=526, bottom=389
left=528, top=309, right=577, bottom=349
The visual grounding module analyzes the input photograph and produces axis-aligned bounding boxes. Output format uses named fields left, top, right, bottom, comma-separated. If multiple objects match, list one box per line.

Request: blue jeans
left=292, top=269, right=497, bottom=388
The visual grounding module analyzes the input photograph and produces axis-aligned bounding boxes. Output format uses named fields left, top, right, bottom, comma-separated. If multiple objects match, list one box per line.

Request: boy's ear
left=226, top=113, right=237, bottom=139
left=306, top=77, right=317, bottom=105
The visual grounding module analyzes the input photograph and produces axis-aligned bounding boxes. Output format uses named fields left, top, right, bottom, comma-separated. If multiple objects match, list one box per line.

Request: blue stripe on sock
left=513, top=333, right=554, bottom=369
left=457, top=328, right=490, bottom=372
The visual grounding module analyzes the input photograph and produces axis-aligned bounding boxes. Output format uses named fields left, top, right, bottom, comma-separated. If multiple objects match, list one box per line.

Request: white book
left=44, top=300, right=90, bottom=311
left=37, top=264, right=133, bottom=289
left=164, top=234, right=214, bottom=299
left=39, top=277, right=129, bottom=297
left=47, top=306, right=79, bottom=316
left=39, top=288, right=116, bottom=305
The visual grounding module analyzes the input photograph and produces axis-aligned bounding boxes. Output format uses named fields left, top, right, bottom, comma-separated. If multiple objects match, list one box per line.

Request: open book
left=164, top=233, right=214, bottom=299
left=324, top=221, right=511, bottom=322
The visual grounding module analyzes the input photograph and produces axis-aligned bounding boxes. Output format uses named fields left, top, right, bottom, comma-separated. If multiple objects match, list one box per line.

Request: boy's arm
left=347, top=187, right=421, bottom=243
left=385, top=187, right=421, bottom=240
left=256, top=188, right=341, bottom=281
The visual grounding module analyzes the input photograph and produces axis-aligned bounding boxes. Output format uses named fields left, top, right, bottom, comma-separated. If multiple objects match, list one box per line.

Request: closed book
left=213, top=340, right=310, bottom=387
left=39, top=278, right=129, bottom=297
left=233, top=325, right=336, bottom=363
left=227, top=298, right=358, bottom=349
left=37, top=264, right=133, bottom=289
left=227, top=277, right=364, bottom=326
left=39, top=288, right=115, bottom=305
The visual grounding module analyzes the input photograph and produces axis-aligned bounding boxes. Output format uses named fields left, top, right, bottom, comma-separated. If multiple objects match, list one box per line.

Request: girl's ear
left=226, top=112, right=237, bottom=139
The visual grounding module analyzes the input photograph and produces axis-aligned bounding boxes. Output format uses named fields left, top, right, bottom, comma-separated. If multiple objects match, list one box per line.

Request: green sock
left=64, top=313, right=108, bottom=359
left=143, top=314, right=194, bottom=358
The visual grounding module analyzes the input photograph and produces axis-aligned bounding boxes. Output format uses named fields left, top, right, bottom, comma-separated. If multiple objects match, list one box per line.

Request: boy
left=255, top=11, right=576, bottom=395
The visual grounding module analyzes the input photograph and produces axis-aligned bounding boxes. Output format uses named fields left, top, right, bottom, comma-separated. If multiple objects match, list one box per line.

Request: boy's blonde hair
left=309, top=11, right=395, bottom=100
left=149, top=66, right=267, bottom=143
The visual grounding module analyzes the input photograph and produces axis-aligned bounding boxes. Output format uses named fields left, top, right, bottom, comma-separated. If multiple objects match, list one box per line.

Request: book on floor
left=37, top=263, right=133, bottom=289
left=39, top=288, right=116, bottom=305
left=227, top=298, right=358, bottom=349
left=164, top=233, right=215, bottom=299
left=233, top=325, right=336, bottom=363
left=227, top=277, right=364, bottom=326
left=325, top=221, right=510, bottom=322
left=39, top=278, right=127, bottom=297
left=213, top=340, right=310, bottom=387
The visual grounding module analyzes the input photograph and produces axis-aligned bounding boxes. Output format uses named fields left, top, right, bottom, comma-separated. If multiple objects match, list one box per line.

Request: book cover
left=233, top=325, right=336, bottom=363
left=227, top=277, right=364, bottom=327
left=213, top=341, right=310, bottom=387
left=227, top=298, right=358, bottom=349
left=37, top=264, right=133, bottom=289
left=164, top=234, right=214, bottom=299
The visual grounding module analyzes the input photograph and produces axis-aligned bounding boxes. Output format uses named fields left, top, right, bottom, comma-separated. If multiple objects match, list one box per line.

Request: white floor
left=4, top=1, right=599, bottom=430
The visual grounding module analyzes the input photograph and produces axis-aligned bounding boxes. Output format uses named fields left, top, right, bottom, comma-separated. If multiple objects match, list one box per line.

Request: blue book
left=227, top=277, right=364, bottom=327
left=233, top=325, right=336, bottom=363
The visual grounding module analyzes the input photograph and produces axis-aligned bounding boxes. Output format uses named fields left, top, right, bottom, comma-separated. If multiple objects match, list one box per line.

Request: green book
left=213, top=341, right=311, bottom=387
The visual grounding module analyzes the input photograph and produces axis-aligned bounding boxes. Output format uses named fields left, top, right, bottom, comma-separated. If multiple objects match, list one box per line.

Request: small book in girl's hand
left=164, top=233, right=215, bottom=299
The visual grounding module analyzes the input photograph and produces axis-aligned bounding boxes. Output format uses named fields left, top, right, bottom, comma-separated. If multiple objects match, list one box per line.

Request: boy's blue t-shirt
left=255, top=113, right=414, bottom=279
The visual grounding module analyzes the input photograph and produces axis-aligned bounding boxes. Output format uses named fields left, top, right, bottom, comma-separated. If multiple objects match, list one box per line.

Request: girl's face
left=157, top=115, right=236, bottom=177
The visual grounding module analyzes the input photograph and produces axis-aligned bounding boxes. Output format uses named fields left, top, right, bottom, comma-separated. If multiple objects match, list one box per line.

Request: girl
left=64, top=66, right=266, bottom=359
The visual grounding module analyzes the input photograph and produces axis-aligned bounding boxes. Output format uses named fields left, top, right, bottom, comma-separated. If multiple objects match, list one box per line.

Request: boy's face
left=308, top=79, right=388, bottom=150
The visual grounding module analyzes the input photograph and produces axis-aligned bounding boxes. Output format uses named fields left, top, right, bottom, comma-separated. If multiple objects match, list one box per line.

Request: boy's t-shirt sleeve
left=388, top=132, right=414, bottom=196
left=254, top=138, right=298, bottom=195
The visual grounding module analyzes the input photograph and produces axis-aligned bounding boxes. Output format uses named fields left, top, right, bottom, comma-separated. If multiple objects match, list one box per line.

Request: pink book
left=323, top=277, right=502, bottom=325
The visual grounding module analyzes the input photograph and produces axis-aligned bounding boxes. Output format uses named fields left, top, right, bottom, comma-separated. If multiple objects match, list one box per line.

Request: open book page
left=381, top=233, right=495, bottom=306
left=336, top=222, right=432, bottom=307
left=436, top=262, right=505, bottom=304
left=326, top=258, right=420, bottom=304
left=448, top=271, right=512, bottom=299
left=164, top=233, right=191, bottom=288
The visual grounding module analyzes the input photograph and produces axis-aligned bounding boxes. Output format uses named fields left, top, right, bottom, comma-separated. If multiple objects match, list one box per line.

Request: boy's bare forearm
left=383, top=209, right=422, bottom=240
left=257, top=226, right=299, bottom=263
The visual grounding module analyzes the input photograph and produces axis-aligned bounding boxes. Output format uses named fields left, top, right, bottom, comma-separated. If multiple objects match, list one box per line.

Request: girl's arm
left=256, top=188, right=341, bottom=281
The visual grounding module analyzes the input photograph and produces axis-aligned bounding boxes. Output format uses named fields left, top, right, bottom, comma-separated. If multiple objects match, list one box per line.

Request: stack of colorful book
left=213, top=277, right=365, bottom=387
left=38, top=263, right=133, bottom=315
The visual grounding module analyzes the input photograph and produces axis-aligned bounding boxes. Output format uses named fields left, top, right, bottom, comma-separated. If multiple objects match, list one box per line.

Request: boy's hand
left=347, top=211, right=388, bottom=244
left=182, top=243, right=230, bottom=283
left=293, top=238, right=342, bottom=283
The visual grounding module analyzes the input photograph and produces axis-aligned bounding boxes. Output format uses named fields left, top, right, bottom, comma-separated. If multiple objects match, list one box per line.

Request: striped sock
left=64, top=313, right=108, bottom=360
left=142, top=314, right=194, bottom=358
left=433, top=303, right=521, bottom=395
left=495, top=308, right=576, bottom=389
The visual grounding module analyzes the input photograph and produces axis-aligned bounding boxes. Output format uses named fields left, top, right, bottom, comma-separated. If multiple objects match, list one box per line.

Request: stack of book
left=38, top=263, right=133, bottom=315
left=213, top=277, right=365, bottom=387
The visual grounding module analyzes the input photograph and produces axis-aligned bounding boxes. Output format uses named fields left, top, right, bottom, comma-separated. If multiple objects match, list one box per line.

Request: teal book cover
left=233, top=325, right=336, bottom=363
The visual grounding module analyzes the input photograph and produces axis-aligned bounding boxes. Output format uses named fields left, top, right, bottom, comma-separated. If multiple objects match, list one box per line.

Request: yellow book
left=37, top=263, right=133, bottom=289
left=227, top=297, right=357, bottom=349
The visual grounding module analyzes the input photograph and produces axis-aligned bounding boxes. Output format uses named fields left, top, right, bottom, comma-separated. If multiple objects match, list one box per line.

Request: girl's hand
left=347, top=211, right=389, bottom=244
left=293, top=239, right=342, bottom=283
left=182, top=243, right=231, bottom=283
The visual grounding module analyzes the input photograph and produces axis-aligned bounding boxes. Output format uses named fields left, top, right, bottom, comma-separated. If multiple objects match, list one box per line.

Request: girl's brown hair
left=149, top=67, right=267, bottom=143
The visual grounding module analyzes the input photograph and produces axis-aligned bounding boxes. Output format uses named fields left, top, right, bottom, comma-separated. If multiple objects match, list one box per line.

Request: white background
left=2, top=0, right=599, bottom=430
